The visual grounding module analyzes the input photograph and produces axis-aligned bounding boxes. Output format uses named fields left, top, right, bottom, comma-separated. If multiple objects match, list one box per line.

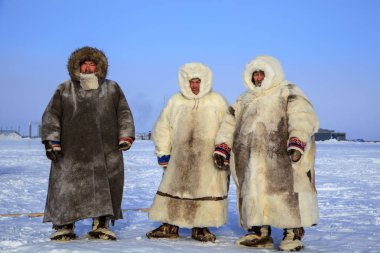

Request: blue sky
left=0, top=0, right=379, bottom=140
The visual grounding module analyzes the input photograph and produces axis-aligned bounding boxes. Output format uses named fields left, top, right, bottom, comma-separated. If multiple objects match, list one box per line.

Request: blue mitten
left=157, top=155, right=170, bottom=168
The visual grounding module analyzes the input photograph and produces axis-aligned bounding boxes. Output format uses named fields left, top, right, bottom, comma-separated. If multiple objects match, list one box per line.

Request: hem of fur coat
left=43, top=211, right=122, bottom=226
left=148, top=194, right=227, bottom=228
left=239, top=192, right=319, bottom=229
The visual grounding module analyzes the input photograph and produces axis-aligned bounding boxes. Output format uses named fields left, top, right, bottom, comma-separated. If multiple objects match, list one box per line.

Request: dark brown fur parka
left=41, top=46, right=135, bottom=225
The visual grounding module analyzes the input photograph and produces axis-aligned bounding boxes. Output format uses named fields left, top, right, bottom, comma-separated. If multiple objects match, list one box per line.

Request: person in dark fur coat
left=41, top=46, right=135, bottom=241
left=214, top=55, right=319, bottom=251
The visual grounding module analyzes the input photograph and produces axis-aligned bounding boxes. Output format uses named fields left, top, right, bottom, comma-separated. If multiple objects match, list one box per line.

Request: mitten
left=119, top=137, right=134, bottom=151
left=213, top=143, right=231, bottom=170
left=43, top=140, right=62, bottom=162
left=288, top=149, right=302, bottom=162
left=157, top=155, right=170, bottom=169
left=287, top=137, right=306, bottom=162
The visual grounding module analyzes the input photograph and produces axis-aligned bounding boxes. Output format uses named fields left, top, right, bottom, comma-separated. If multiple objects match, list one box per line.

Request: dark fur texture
left=41, top=48, right=134, bottom=225
left=67, top=46, right=108, bottom=82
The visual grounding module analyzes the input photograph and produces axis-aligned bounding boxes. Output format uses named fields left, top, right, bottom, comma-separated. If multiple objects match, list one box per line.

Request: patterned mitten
left=44, top=140, right=62, bottom=162
left=287, top=137, right=306, bottom=162
left=213, top=143, right=231, bottom=170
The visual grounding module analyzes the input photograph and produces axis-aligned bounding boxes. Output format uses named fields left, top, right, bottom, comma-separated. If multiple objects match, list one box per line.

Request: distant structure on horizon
left=0, top=122, right=41, bottom=139
left=315, top=128, right=346, bottom=141
left=135, top=131, right=152, bottom=140
left=0, top=130, right=22, bottom=140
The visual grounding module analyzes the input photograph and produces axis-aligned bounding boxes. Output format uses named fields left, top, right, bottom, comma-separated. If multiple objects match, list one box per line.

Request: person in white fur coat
left=213, top=55, right=319, bottom=251
left=146, top=62, right=229, bottom=242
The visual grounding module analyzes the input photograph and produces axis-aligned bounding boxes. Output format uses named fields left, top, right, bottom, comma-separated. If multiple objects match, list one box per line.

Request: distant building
left=136, top=132, right=152, bottom=140
left=315, top=128, right=346, bottom=141
left=0, top=130, right=22, bottom=140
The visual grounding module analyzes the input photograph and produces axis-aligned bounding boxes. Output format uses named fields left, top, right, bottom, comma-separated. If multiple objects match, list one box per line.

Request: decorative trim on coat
left=51, top=141, right=62, bottom=151
left=156, top=191, right=227, bottom=201
left=119, top=137, right=134, bottom=145
left=287, top=137, right=306, bottom=154
left=157, top=155, right=170, bottom=167
left=214, top=143, right=231, bottom=161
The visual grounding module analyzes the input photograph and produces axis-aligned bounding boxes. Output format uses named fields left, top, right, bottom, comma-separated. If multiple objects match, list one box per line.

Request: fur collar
left=243, top=55, right=285, bottom=93
left=178, top=62, right=212, bottom=99
left=67, top=46, right=108, bottom=82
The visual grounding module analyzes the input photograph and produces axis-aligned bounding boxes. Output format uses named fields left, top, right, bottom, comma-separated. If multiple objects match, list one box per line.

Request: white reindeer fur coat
left=148, top=63, right=229, bottom=228
left=215, top=56, right=319, bottom=229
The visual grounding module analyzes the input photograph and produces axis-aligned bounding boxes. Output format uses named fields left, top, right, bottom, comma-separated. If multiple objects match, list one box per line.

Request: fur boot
left=236, top=225, right=273, bottom=248
left=279, top=227, right=305, bottom=251
left=146, top=223, right=179, bottom=239
left=88, top=216, right=117, bottom=240
left=191, top=227, right=216, bottom=242
left=50, top=223, right=76, bottom=241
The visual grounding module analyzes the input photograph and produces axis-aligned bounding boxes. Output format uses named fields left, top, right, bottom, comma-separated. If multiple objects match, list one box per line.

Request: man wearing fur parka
left=146, top=63, right=229, bottom=242
left=41, top=46, right=135, bottom=241
left=213, top=56, right=319, bottom=251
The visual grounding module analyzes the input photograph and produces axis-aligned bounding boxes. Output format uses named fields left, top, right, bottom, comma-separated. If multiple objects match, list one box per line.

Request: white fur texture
left=79, top=73, right=99, bottom=90
left=149, top=65, right=229, bottom=228
left=216, top=56, right=319, bottom=229
left=243, top=55, right=285, bottom=93
left=178, top=62, right=212, bottom=99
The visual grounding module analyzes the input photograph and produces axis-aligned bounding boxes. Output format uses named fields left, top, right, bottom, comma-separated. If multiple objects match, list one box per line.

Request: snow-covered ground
left=0, top=139, right=379, bottom=252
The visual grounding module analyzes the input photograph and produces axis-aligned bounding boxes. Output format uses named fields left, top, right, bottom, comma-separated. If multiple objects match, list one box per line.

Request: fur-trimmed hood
left=178, top=62, right=212, bottom=99
left=67, top=46, right=108, bottom=82
left=243, top=55, right=286, bottom=92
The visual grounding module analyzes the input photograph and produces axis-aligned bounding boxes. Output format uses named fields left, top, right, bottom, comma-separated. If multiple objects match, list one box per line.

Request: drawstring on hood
left=192, top=98, right=200, bottom=110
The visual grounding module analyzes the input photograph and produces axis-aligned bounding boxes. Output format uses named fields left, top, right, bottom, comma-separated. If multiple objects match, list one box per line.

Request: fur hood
left=243, top=55, right=286, bottom=92
left=67, top=46, right=108, bottom=82
left=178, top=62, right=212, bottom=99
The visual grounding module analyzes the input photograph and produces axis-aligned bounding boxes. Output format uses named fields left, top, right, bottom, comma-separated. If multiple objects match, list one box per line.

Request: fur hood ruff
left=243, top=55, right=286, bottom=93
left=178, top=62, right=212, bottom=99
left=67, top=46, right=108, bottom=82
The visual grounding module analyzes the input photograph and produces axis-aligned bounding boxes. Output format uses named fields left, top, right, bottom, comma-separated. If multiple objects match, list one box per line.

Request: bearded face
left=252, top=70, right=265, bottom=87
left=79, top=60, right=99, bottom=90
left=79, top=73, right=99, bottom=90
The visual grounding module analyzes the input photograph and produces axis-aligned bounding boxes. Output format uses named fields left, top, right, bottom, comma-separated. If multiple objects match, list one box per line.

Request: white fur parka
left=148, top=63, right=229, bottom=228
left=215, top=56, right=319, bottom=229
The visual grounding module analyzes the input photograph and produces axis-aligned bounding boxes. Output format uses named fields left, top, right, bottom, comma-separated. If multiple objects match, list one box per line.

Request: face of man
left=252, top=71, right=265, bottom=87
left=80, top=60, right=97, bottom=74
left=189, top=78, right=201, bottom=95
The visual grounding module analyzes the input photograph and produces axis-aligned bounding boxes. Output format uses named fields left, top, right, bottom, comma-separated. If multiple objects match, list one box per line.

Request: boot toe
left=146, top=224, right=180, bottom=239
left=236, top=234, right=273, bottom=248
left=279, top=239, right=304, bottom=251
left=88, top=228, right=117, bottom=240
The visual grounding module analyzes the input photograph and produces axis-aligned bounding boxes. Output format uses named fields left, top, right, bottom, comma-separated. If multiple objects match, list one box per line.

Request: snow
left=0, top=139, right=379, bottom=252
left=0, top=133, right=22, bottom=140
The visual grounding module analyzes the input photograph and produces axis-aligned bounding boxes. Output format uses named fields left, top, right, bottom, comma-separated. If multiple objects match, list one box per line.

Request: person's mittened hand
left=157, top=155, right=170, bottom=169
left=287, top=137, right=306, bottom=163
left=288, top=149, right=302, bottom=162
left=119, top=137, right=134, bottom=151
left=213, top=153, right=228, bottom=170
left=213, top=143, right=231, bottom=170
left=44, top=140, right=62, bottom=162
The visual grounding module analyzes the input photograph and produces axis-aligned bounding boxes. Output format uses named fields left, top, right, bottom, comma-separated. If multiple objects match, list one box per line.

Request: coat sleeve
left=115, top=83, right=135, bottom=139
left=215, top=101, right=238, bottom=148
left=287, top=84, right=319, bottom=146
left=152, top=100, right=172, bottom=157
left=41, top=85, right=64, bottom=142
left=216, top=94, right=229, bottom=123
